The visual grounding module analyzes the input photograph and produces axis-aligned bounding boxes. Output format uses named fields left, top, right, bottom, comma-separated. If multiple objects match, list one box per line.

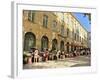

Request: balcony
left=58, top=33, right=67, bottom=38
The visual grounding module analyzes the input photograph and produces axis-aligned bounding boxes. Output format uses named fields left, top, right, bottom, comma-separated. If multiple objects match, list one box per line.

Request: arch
left=41, top=36, right=49, bottom=51
left=52, top=39, right=58, bottom=50
left=60, top=40, right=64, bottom=51
left=24, top=32, right=36, bottom=51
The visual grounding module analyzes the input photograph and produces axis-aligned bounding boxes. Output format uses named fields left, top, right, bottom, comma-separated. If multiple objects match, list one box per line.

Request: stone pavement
left=23, top=55, right=91, bottom=69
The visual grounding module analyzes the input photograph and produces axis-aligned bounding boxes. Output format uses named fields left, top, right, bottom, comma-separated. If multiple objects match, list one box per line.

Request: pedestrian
left=57, top=50, right=60, bottom=60
left=42, top=52, right=46, bottom=62
left=73, top=50, right=76, bottom=57
left=27, top=52, right=32, bottom=64
left=45, top=49, right=49, bottom=61
left=62, top=51, right=65, bottom=59
left=34, top=49, right=39, bottom=63
left=60, top=51, right=63, bottom=59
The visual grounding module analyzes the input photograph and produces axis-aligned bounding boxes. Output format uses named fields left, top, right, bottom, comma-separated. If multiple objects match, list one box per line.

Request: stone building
left=23, top=10, right=88, bottom=52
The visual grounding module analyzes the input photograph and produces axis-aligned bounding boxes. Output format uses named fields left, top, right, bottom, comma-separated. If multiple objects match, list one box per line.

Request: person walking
left=45, top=49, right=49, bottom=62
left=57, top=50, right=60, bottom=60
left=34, top=49, right=39, bottom=63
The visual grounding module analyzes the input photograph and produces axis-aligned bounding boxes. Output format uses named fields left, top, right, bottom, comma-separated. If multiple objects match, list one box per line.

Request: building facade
left=23, top=10, right=88, bottom=52
left=87, top=32, right=91, bottom=48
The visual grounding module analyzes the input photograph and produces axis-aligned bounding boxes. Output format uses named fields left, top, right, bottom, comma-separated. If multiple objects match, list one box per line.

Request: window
left=43, top=15, right=48, bottom=28
left=61, top=25, right=64, bottom=35
left=62, top=13, right=64, bottom=23
left=52, top=39, right=58, bottom=50
left=82, top=38, right=84, bottom=43
left=52, top=20, right=57, bottom=28
left=60, top=41, right=64, bottom=51
left=72, top=30, right=74, bottom=39
left=77, top=35, right=79, bottom=41
left=67, top=28, right=69, bottom=37
left=24, top=32, right=36, bottom=51
left=76, top=28, right=79, bottom=41
left=41, top=36, right=49, bottom=51
left=28, top=10, right=35, bottom=22
left=52, top=20, right=57, bottom=31
left=80, top=36, right=81, bottom=42
left=75, top=33, right=77, bottom=41
left=65, top=13, right=68, bottom=24
left=66, top=42, right=69, bottom=53
left=69, top=15, right=72, bottom=27
left=81, top=37, right=82, bottom=42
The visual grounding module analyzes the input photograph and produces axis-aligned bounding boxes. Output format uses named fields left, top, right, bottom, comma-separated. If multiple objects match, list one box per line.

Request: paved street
left=23, top=55, right=91, bottom=69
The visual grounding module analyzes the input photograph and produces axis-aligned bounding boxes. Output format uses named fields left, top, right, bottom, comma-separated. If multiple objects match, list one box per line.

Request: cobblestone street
left=23, top=55, right=91, bottom=69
